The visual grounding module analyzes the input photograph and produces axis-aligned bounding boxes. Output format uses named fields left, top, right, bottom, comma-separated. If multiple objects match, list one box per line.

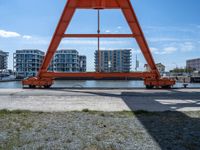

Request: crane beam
left=62, top=34, right=137, bottom=38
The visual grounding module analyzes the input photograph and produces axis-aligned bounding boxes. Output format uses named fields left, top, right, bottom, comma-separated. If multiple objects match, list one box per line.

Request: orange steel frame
left=22, top=0, right=175, bottom=88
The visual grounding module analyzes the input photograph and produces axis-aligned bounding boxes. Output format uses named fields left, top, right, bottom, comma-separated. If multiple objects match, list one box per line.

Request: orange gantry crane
left=22, top=0, right=175, bottom=89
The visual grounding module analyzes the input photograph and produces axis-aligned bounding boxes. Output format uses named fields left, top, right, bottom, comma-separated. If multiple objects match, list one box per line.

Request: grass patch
left=81, top=109, right=100, bottom=114
left=81, top=109, right=158, bottom=117
left=0, top=109, right=45, bottom=115
left=82, top=109, right=89, bottom=112
left=0, top=109, right=174, bottom=117
left=113, top=110, right=158, bottom=117
left=0, top=109, right=33, bottom=116
left=132, top=110, right=158, bottom=115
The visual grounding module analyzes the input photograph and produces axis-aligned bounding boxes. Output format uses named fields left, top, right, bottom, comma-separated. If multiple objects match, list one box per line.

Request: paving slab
left=0, top=88, right=199, bottom=112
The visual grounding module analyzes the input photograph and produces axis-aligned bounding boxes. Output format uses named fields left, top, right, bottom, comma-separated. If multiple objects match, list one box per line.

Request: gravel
left=1, top=110, right=200, bottom=150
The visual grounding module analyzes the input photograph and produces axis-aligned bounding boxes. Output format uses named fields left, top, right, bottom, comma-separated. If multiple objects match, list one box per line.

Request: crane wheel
left=44, top=85, right=51, bottom=89
left=161, top=85, right=171, bottom=89
left=146, top=85, right=154, bottom=89
left=29, top=85, right=36, bottom=89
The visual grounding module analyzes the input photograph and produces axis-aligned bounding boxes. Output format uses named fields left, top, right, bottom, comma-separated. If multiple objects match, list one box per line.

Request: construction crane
left=22, top=0, right=175, bottom=89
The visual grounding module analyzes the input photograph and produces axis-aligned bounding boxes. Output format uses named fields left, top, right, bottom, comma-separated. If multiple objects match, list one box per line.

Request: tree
left=170, top=67, right=193, bottom=73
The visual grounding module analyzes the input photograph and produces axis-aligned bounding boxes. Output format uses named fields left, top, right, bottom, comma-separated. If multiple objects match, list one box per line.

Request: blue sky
left=0, top=0, right=200, bottom=71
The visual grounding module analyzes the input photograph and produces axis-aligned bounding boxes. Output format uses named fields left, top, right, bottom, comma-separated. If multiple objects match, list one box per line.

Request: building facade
left=0, top=50, right=9, bottom=71
left=79, top=55, right=87, bottom=72
left=186, top=58, right=200, bottom=71
left=156, top=63, right=165, bottom=75
left=95, top=49, right=131, bottom=72
left=14, top=49, right=86, bottom=78
left=53, top=49, right=86, bottom=72
left=144, top=63, right=165, bottom=75
left=13, top=49, right=45, bottom=77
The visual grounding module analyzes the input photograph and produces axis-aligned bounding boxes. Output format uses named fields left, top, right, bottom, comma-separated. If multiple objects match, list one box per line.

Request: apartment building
left=186, top=58, right=200, bottom=71
left=53, top=49, right=86, bottom=72
left=79, top=55, right=87, bottom=72
left=144, top=63, right=165, bottom=75
left=0, top=50, right=9, bottom=71
left=14, top=49, right=87, bottom=78
left=95, top=49, right=131, bottom=72
left=13, top=49, right=45, bottom=77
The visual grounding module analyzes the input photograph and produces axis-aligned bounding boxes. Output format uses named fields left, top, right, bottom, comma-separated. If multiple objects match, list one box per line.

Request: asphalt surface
left=0, top=88, right=200, bottom=112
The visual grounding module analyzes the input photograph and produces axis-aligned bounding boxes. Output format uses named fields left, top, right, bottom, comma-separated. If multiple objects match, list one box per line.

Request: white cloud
left=162, top=47, right=177, bottom=54
left=150, top=47, right=159, bottom=53
left=101, top=40, right=129, bottom=45
left=22, top=35, right=32, bottom=40
left=145, top=25, right=195, bottom=33
left=114, top=26, right=123, bottom=33
left=22, top=36, right=49, bottom=45
left=117, top=26, right=122, bottom=29
left=0, top=29, right=21, bottom=38
left=149, top=37, right=183, bottom=42
left=150, top=47, right=177, bottom=55
left=62, top=39, right=96, bottom=45
left=131, top=48, right=141, bottom=54
left=0, top=29, right=33, bottom=41
left=180, top=42, right=195, bottom=52
left=105, top=30, right=110, bottom=33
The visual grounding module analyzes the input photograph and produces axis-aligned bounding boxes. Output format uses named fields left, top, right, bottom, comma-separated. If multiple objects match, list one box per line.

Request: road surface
left=0, top=88, right=200, bottom=112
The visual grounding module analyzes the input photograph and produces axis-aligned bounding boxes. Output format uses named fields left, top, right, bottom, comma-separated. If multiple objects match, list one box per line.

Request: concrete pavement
left=0, top=88, right=200, bottom=112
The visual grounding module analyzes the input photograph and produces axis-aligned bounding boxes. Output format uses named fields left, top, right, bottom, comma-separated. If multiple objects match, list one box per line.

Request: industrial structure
left=22, top=0, right=175, bottom=89
left=0, top=50, right=8, bottom=71
left=95, top=49, right=131, bottom=72
left=186, top=58, right=200, bottom=71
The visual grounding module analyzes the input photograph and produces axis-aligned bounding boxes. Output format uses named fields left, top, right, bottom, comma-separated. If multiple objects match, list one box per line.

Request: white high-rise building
left=14, top=49, right=87, bottom=78
left=13, top=49, right=45, bottom=77
left=53, top=49, right=86, bottom=72
left=95, top=49, right=132, bottom=72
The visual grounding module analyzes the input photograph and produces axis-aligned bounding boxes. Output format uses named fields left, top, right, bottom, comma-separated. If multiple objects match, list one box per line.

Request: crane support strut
left=22, top=0, right=175, bottom=89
